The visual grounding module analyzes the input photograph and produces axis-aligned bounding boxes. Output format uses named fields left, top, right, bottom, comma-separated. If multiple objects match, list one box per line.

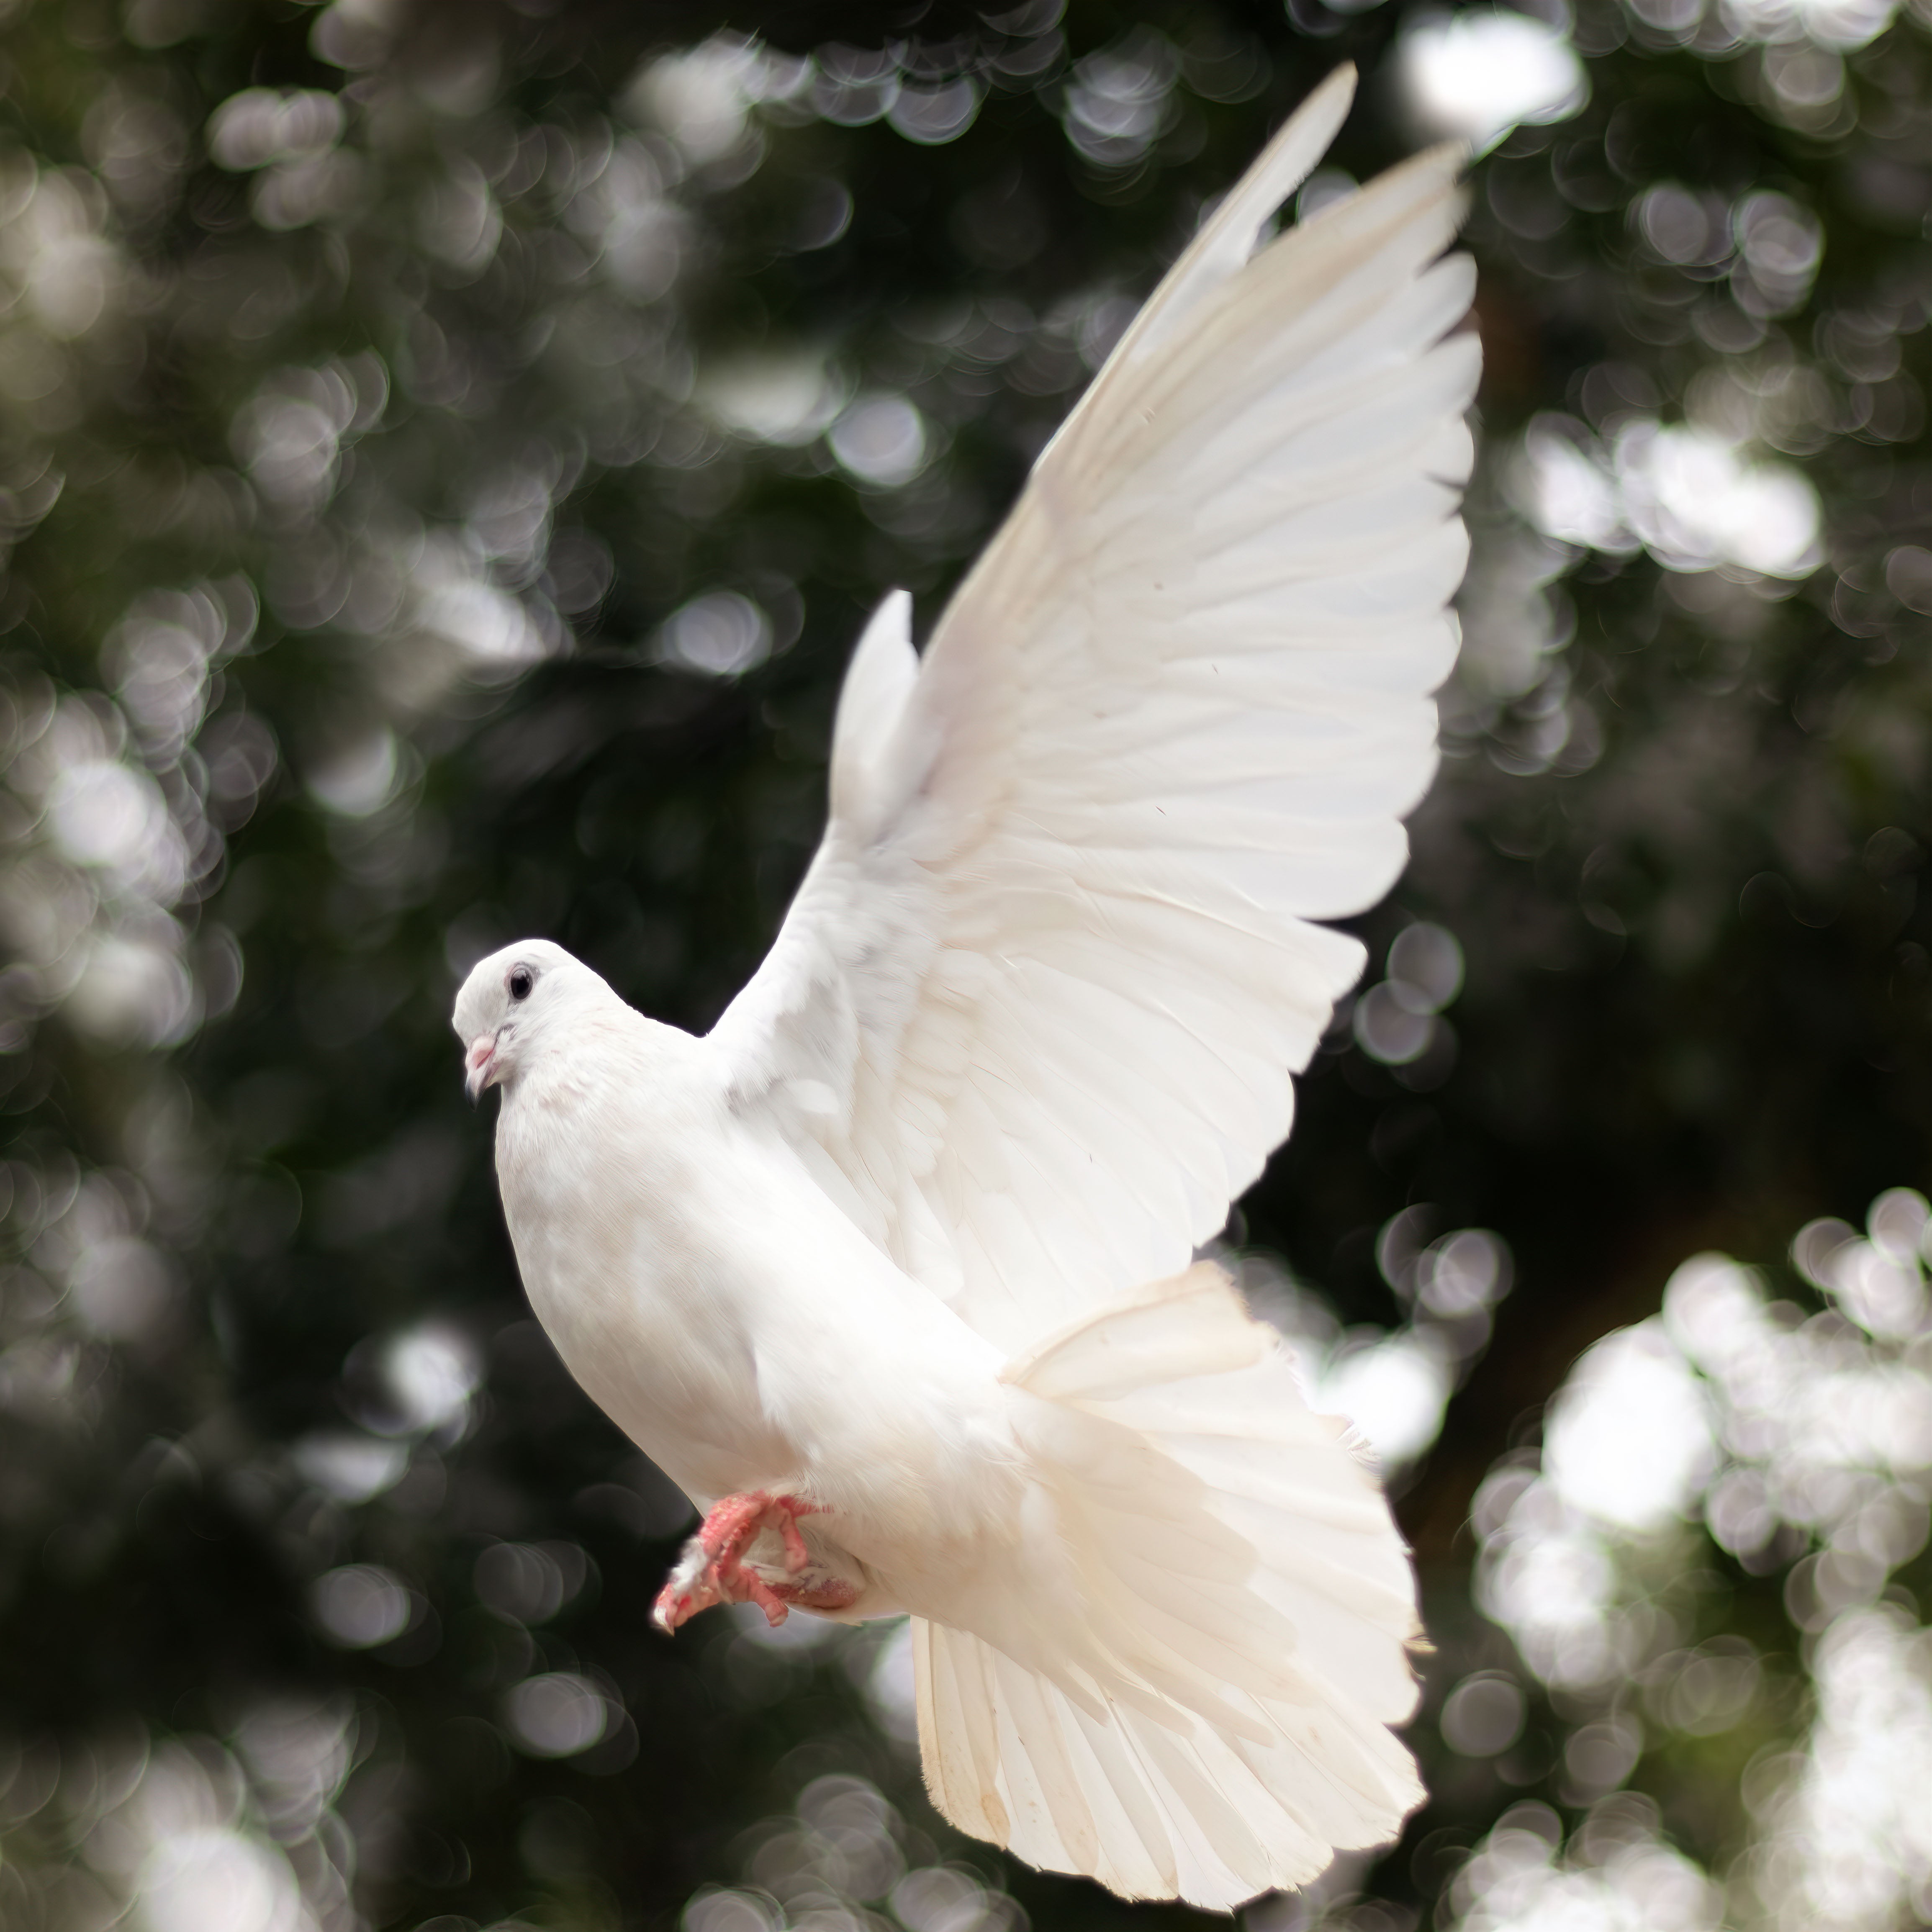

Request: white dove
left=452, top=64, right=1475, bottom=1911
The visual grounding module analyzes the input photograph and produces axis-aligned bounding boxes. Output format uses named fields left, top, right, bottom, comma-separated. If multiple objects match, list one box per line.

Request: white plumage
left=452, top=65, right=1474, bottom=1911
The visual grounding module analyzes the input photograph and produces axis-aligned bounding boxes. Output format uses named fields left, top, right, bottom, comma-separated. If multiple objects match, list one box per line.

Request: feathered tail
left=912, top=1264, right=1423, bottom=1910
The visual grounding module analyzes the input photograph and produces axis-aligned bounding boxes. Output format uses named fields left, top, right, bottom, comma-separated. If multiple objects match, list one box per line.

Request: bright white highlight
left=829, top=393, right=930, bottom=487
left=1513, top=413, right=1822, bottom=579
left=1722, top=0, right=1896, bottom=45
left=658, top=590, right=774, bottom=679
left=701, top=352, right=847, bottom=445
left=137, top=1829, right=307, bottom=1932
left=1397, top=10, right=1588, bottom=152
left=1750, top=1606, right=1932, bottom=1930
left=1449, top=1811, right=1725, bottom=1932
left=293, top=1431, right=410, bottom=1503
left=503, top=1672, right=613, bottom=1756
left=310, top=1564, right=411, bottom=1647
left=1465, top=1192, right=1932, bottom=1929
left=381, top=1322, right=482, bottom=1435
left=305, top=728, right=398, bottom=817
left=1544, top=1323, right=1716, bottom=1533
left=1316, top=1330, right=1456, bottom=1468
left=1620, top=422, right=1822, bottom=575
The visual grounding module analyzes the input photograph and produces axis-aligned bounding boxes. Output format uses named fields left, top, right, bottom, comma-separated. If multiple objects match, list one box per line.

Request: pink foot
left=652, top=1490, right=855, bottom=1634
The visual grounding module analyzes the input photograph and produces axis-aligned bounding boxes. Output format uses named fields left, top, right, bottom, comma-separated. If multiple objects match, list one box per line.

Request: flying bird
left=454, top=64, right=1475, bottom=1911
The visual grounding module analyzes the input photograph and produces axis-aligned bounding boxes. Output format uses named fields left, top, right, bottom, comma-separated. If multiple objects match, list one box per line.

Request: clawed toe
left=653, top=1490, right=827, bottom=1634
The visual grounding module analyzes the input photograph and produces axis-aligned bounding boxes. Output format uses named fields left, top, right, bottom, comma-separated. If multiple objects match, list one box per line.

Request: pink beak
left=465, top=1034, right=498, bottom=1105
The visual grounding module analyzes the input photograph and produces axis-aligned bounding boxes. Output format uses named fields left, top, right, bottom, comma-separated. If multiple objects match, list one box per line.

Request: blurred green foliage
left=0, top=0, right=1925, bottom=1927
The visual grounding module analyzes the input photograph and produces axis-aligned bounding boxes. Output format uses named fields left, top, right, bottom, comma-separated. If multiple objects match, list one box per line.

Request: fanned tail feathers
left=913, top=1264, right=1424, bottom=1910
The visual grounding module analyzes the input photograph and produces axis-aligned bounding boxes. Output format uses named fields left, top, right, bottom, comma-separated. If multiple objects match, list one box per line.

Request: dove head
left=452, top=939, right=614, bottom=1104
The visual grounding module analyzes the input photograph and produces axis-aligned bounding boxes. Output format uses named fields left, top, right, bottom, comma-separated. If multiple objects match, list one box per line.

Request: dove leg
left=652, top=1490, right=856, bottom=1634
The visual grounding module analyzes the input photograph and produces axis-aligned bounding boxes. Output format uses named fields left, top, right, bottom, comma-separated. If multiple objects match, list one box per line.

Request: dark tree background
left=0, top=0, right=1926, bottom=1928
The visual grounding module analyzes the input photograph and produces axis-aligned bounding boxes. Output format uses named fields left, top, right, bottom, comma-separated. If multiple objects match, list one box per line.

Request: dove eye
left=508, top=966, right=535, bottom=1002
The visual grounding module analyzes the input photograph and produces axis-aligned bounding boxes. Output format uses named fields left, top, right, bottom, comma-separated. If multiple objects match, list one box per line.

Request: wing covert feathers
left=711, top=69, right=1477, bottom=1351
left=917, top=1265, right=1425, bottom=1911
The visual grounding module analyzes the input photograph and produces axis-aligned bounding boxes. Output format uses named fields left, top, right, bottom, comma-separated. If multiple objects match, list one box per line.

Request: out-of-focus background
left=0, top=0, right=1926, bottom=1926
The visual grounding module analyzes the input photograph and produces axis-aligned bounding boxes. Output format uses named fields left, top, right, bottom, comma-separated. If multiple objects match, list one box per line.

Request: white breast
left=491, top=1023, right=1012, bottom=1537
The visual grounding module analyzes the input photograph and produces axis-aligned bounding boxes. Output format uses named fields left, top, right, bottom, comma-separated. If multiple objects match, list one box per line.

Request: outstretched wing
left=708, top=67, right=1477, bottom=1356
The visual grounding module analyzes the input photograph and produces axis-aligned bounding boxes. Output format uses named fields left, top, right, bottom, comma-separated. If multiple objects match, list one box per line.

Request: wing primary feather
left=1105, top=63, right=1359, bottom=373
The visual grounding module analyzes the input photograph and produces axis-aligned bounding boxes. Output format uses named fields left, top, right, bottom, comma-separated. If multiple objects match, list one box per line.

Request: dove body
left=464, top=941, right=1018, bottom=1614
